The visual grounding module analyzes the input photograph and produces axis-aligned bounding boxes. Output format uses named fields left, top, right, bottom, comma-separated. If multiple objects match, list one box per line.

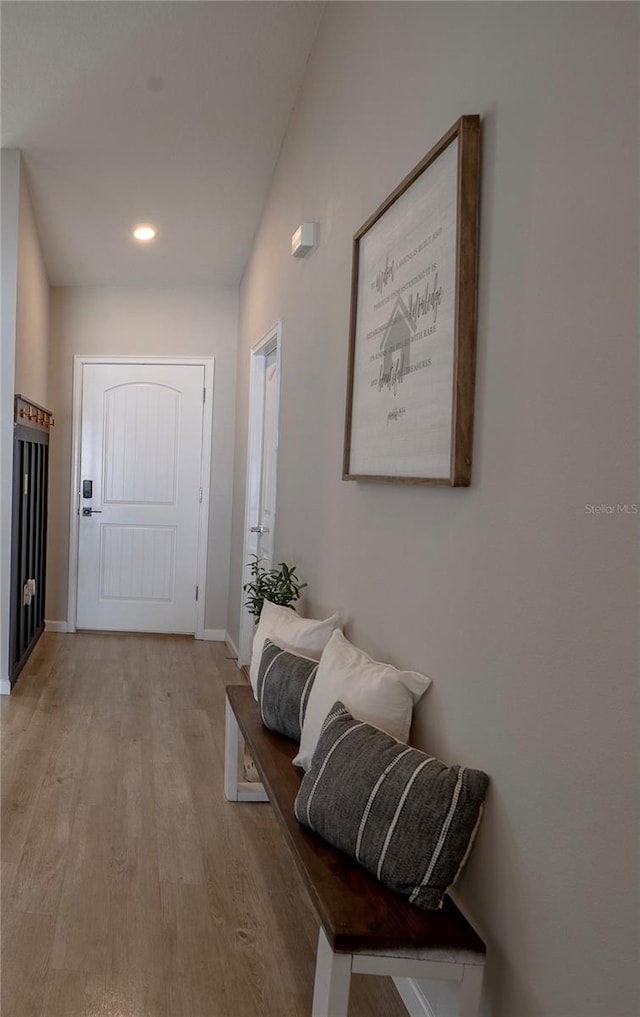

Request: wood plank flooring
left=1, top=633, right=406, bottom=1017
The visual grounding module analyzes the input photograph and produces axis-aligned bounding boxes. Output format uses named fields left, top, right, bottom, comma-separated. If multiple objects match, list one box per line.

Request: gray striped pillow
left=256, top=639, right=319, bottom=742
left=294, top=702, right=489, bottom=910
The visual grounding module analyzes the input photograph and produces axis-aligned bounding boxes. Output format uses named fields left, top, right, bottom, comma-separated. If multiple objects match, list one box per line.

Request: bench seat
left=224, top=683, right=486, bottom=1017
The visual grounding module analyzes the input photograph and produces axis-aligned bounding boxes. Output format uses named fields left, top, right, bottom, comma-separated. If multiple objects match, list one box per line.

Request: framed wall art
left=343, top=115, right=481, bottom=485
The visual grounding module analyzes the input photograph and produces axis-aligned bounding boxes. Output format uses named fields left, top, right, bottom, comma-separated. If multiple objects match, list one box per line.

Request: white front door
left=76, top=362, right=205, bottom=633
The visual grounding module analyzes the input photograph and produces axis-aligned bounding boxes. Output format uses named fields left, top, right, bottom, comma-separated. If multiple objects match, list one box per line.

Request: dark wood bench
left=224, top=684, right=486, bottom=1017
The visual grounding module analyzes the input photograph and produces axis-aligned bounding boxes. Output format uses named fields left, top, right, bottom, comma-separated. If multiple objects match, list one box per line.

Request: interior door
left=76, top=362, right=205, bottom=633
left=239, top=328, right=281, bottom=665
left=254, top=349, right=278, bottom=570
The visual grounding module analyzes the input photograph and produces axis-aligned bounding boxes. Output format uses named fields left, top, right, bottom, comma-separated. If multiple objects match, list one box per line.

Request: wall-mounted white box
left=291, top=222, right=318, bottom=258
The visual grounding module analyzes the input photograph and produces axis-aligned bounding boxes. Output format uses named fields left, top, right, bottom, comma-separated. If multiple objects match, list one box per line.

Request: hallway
left=1, top=633, right=404, bottom=1017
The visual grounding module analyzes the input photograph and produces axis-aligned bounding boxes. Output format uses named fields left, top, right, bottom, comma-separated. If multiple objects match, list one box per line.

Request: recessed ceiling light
left=132, top=223, right=157, bottom=242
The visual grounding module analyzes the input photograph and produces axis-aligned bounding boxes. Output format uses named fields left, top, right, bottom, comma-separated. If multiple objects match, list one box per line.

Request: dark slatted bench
left=224, top=684, right=486, bottom=1017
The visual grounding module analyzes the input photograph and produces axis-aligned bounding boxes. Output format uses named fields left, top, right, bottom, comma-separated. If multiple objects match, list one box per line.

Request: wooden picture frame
left=343, top=115, right=481, bottom=485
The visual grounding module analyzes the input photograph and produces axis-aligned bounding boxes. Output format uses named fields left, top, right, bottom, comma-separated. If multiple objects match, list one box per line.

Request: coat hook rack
left=15, top=395, right=54, bottom=431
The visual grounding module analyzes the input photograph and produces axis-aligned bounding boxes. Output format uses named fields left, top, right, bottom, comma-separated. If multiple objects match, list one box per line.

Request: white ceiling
left=1, top=1, right=324, bottom=286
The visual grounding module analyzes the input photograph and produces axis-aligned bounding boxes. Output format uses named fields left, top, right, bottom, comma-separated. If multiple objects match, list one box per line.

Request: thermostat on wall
left=291, top=222, right=318, bottom=258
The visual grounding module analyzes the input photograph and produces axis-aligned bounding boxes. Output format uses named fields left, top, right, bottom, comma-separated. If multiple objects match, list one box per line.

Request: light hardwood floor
left=1, top=633, right=405, bottom=1017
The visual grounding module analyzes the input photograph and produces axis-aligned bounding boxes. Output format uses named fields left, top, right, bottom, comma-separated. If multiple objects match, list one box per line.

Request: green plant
left=243, top=555, right=307, bottom=620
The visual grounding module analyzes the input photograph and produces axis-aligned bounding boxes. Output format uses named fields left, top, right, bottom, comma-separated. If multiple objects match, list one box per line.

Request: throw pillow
left=249, top=600, right=341, bottom=696
left=257, top=639, right=319, bottom=742
left=293, top=629, right=431, bottom=770
left=294, top=702, right=489, bottom=910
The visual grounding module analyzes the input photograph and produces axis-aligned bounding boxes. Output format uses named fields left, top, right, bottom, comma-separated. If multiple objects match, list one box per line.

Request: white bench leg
left=312, top=927, right=352, bottom=1017
left=224, top=695, right=242, bottom=801
left=224, top=696, right=269, bottom=803
left=459, top=963, right=484, bottom=1017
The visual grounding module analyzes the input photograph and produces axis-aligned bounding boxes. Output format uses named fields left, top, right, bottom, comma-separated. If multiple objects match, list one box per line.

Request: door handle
left=82, top=507, right=103, bottom=516
left=250, top=525, right=270, bottom=534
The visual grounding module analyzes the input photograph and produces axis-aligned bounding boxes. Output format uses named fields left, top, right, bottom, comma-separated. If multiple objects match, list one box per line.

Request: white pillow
left=249, top=600, right=342, bottom=696
left=293, top=630, right=431, bottom=770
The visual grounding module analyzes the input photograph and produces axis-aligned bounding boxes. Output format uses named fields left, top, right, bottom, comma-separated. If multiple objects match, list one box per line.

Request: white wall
left=0, top=150, right=21, bottom=687
left=47, top=285, right=238, bottom=633
left=229, top=5, right=639, bottom=1016
left=15, top=162, right=50, bottom=408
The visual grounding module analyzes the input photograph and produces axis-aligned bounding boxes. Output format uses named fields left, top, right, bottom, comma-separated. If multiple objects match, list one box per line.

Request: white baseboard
left=394, top=978, right=436, bottom=1017
left=48, top=621, right=228, bottom=642
left=202, top=628, right=226, bottom=642
left=45, top=620, right=68, bottom=633
left=0, top=679, right=12, bottom=696
left=225, top=633, right=239, bottom=660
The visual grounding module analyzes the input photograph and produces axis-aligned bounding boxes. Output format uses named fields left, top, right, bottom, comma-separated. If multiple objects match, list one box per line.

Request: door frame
left=238, top=322, right=282, bottom=666
left=67, top=355, right=215, bottom=638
